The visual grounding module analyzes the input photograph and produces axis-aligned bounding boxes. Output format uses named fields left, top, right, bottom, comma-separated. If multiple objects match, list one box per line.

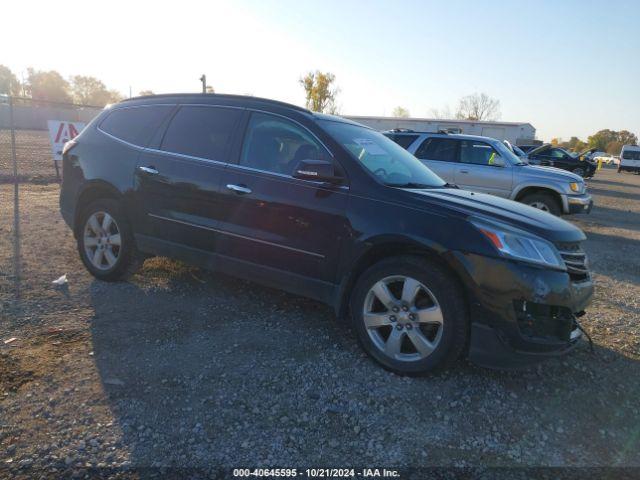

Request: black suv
left=60, top=94, right=593, bottom=374
left=523, top=144, right=598, bottom=178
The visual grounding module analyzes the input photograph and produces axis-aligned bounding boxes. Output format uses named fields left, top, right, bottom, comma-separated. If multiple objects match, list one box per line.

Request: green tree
left=25, top=68, right=72, bottom=103
left=455, top=92, right=500, bottom=121
left=588, top=129, right=638, bottom=152
left=606, top=141, right=623, bottom=155
left=70, top=75, right=122, bottom=106
left=299, top=71, right=339, bottom=114
left=392, top=106, right=410, bottom=118
left=0, top=65, right=21, bottom=96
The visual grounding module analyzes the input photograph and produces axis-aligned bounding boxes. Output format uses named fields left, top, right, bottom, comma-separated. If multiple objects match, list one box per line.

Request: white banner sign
left=47, top=120, right=85, bottom=161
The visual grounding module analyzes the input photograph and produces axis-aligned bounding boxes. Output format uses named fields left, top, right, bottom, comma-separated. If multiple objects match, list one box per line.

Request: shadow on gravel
left=590, top=177, right=640, bottom=190
left=585, top=205, right=640, bottom=232
left=587, top=187, right=639, bottom=201
left=583, top=231, right=640, bottom=283
left=86, top=268, right=640, bottom=470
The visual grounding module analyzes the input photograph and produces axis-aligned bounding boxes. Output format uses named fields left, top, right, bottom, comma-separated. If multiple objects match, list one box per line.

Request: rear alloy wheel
left=77, top=199, right=140, bottom=281
left=83, top=211, right=121, bottom=271
left=521, top=192, right=561, bottom=216
left=351, top=256, right=468, bottom=375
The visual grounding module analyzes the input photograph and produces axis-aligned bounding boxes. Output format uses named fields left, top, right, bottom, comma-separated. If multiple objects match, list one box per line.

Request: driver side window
left=240, top=112, right=329, bottom=176
left=459, top=140, right=501, bottom=166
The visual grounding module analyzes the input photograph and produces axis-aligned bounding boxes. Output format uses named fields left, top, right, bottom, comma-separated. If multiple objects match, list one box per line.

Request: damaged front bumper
left=450, top=252, right=594, bottom=369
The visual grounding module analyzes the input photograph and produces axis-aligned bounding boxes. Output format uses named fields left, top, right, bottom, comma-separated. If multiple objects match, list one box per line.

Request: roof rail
left=119, top=93, right=311, bottom=113
left=389, top=128, right=415, bottom=133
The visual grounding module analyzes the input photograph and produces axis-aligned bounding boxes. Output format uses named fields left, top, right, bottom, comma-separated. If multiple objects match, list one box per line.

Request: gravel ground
left=1, top=167, right=639, bottom=478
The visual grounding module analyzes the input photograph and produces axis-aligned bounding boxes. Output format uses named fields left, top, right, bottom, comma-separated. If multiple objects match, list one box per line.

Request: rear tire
left=76, top=199, right=141, bottom=281
left=521, top=191, right=562, bottom=216
left=349, top=256, right=468, bottom=375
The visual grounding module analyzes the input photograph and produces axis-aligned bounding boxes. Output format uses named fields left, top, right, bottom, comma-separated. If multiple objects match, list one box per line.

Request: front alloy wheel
left=363, top=276, right=443, bottom=362
left=351, top=256, right=468, bottom=375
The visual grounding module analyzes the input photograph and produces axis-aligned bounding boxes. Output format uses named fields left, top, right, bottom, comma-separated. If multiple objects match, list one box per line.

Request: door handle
left=459, top=169, right=469, bottom=174
left=138, top=166, right=159, bottom=175
left=226, top=184, right=252, bottom=194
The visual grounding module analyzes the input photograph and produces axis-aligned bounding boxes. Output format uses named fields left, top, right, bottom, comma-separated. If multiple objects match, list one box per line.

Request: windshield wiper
left=386, top=182, right=434, bottom=189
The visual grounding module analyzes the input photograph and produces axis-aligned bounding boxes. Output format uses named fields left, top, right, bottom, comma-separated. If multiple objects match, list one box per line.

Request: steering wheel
left=373, top=168, right=388, bottom=178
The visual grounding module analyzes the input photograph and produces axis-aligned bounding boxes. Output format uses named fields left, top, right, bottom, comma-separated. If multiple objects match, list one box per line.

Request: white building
left=344, top=115, right=537, bottom=145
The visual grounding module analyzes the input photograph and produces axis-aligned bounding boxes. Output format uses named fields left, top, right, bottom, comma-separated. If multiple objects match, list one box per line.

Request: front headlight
left=473, top=221, right=565, bottom=269
left=569, top=182, right=580, bottom=193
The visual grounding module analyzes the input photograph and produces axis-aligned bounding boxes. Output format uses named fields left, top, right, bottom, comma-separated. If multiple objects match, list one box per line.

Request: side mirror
left=292, top=159, right=343, bottom=183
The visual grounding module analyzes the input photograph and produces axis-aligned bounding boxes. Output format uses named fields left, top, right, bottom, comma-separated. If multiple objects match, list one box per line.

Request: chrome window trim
left=226, top=162, right=349, bottom=191
left=97, top=103, right=178, bottom=150
left=148, top=213, right=325, bottom=259
left=97, top=102, right=349, bottom=189
left=144, top=147, right=228, bottom=167
left=97, top=127, right=147, bottom=151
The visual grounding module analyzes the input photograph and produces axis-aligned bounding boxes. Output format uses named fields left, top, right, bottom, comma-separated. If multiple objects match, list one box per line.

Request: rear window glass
left=415, top=138, right=458, bottom=162
left=385, top=134, right=419, bottom=149
left=161, top=106, right=241, bottom=162
left=99, top=106, right=173, bottom=146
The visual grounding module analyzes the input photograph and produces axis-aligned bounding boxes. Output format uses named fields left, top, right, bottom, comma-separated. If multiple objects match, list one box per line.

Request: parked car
left=619, top=145, right=640, bottom=173
left=525, top=144, right=598, bottom=178
left=60, top=94, right=593, bottom=374
left=385, top=131, right=592, bottom=216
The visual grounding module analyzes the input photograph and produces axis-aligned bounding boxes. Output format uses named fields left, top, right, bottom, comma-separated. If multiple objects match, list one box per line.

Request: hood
left=520, top=164, right=584, bottom=182
left=403, top=188, right=586, bottom=243
left=526, top=143, right=551, bottom=156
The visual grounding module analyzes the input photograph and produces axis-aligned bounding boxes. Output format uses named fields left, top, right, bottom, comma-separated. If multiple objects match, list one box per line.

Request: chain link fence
left=0, top=96, right=102, bottom=183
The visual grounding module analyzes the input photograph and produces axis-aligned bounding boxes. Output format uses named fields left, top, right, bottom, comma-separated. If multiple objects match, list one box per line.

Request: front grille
left=556, top=241, right=590, bottom=283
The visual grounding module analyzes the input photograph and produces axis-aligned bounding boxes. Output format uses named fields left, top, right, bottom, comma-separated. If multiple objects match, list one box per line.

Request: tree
left=392, top=106, right=410, bottom=118
left=550, top=137, right=561, bottom=146
left=455, top=92, right=500, bottom=121
left=0, top=65, right=21, bottom=96
left=70, top=75, right=122, bottom=106
left=25, top=68, right=72, bottom=103
left=429, top=105, right=453, bottom=119
left=299, top=71, right=339, bottom=114
left=138, top=90, right=155, bottom=96
left=588, top=129, right=638, bottom=152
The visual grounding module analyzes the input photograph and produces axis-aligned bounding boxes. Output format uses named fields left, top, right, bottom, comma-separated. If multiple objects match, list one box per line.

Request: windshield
left=319, top=120, right=446, bottom=188
left=493, top=140, right=526, bottom=165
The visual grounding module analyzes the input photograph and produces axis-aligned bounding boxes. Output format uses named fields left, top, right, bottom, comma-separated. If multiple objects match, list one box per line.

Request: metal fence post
left=8, top=95, right=18, bottom=181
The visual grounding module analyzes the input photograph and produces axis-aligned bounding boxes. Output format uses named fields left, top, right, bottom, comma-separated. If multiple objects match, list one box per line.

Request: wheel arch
left=73, top=181, right=126, bottom=237
left=333, top=238, right=471, bottom=321
left=513, top=185, right=563, bottom=207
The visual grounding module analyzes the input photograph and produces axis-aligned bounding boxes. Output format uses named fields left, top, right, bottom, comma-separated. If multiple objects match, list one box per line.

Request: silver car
left=384, top=131, right=593, bottom=215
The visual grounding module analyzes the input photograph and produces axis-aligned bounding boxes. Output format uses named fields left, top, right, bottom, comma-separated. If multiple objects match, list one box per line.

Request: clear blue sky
left=3, top=0, right=638, bottom=141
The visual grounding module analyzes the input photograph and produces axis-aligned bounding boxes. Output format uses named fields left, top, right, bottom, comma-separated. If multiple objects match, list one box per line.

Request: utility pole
left=199, top=74, right=207, bottom=93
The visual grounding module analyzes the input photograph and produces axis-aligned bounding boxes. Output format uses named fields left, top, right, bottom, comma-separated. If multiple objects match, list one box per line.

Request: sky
left=1, top=0, right=638, bottom=141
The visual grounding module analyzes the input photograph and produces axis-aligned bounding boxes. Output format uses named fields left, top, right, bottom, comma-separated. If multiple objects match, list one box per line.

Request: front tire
left=350, top=256, right=468, bottom=375
left=521, top=191, right=562, bottom=216
left=572, top=166, right=586, bottom=177
left=77, top=199, right=140, bottom=281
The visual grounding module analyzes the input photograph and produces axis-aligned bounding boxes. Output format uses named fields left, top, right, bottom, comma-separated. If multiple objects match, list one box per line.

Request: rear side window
left=415, top=138, right=458, bottom=162
left=99, top=106, right=173, bottom=146
left=161, top=106, right=242, bottom=162
left=386, top=134, right=419, bottom=149
left=460, top=140, right=501, bottom=165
